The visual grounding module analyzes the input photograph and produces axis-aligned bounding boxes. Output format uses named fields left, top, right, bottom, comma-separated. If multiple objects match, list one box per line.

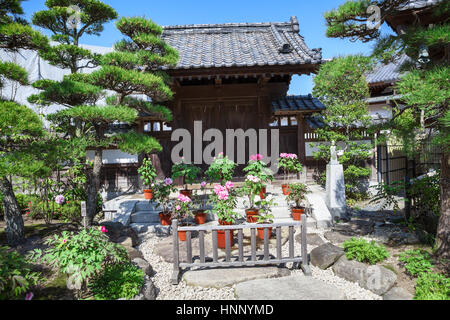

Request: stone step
left=130, top=223, right=171, bottom=236
left=131, top=211, right=160, bottom=224
left=135, top=201, right=160, bottom=212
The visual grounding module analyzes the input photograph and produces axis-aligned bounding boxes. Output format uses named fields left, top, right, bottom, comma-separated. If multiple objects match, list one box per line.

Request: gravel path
left=137, top=225, right=381, bottom=300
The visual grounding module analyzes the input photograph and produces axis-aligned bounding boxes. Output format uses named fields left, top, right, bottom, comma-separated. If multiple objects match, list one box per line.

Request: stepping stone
left=235, top=275, right=347, bottom=300
left=310, top=243, right=344, bottom=269
left=183, top=266, right=290, bottom=288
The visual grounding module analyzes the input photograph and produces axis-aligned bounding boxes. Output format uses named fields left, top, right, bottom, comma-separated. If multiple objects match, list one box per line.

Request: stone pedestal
left=325, top=162, right=347, bottom=220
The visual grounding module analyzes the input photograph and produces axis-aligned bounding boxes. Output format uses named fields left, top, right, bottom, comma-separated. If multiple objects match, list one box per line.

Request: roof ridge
left=162, top=21, right=292, bottom=30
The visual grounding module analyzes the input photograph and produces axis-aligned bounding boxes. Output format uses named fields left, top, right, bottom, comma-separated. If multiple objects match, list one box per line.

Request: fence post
left=300, top=214, right=312, bottom=276
left=171, top=219, right=180, bottom=285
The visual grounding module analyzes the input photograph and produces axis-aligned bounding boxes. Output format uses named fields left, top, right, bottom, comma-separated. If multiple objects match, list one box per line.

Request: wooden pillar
left=297, top=113, right=306, bottom=180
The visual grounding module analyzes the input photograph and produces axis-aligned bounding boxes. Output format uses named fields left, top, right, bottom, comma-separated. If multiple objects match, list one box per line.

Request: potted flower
left=192, top=181, right=209, bottom=224
left=285, top=183, right=309, bottom=220
left=238, top=175, right=262, bottom=223
left=278, top=153, right=303, bottom=195
left=172, top=159, right=201, bottom=198
left=243, top=154, right=273, bottom=199
left=209, top=181, right=239, bottom=249
left=173, top=193, right=194, bottom=241
left=153, top=178, right=177, bottom=225
left=255, top=198, right=276, bottom=240
left=205, top=152, right=236, bottom=185
left=138, top=158, right=157, bottom=200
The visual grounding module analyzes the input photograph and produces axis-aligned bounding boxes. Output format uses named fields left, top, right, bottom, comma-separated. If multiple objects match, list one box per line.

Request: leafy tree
left=323, top=0, right=449, bottom=258
left=0, top=0, right=49, bottom=245
left=30, top=3, right=178, bottom=225
left=312, top=55, right=374, bottom=200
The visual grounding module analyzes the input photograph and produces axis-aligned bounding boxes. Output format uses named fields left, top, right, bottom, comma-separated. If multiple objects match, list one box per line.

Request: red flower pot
left=194, top=211, right=207, bottom=224
left=291, top=207, right=305, bottom=221
left=259, top=186, right=266, bottom=199
left=177, top=224, right=193, bottom=241
left=281, top=184, right=291, bottom=196
left=245, top=209, right=259, bottom=223
left=217, top=219, right=234, bottom=249
left=180, top=189, right=192, bottom=198
left=143, top=189, right=153, bottom=200
left=257, top=227, right=273, bottom=240
left=159, top=212, right=172, bottom=225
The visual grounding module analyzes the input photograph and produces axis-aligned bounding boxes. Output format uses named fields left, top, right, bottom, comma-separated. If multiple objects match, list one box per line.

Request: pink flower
left=218, top=190, right=229, bottom=200
left=100, top=226, right=108, bottom=233
left=246, top=175, right=260, bottom=183
left=176, top=205, right=181, bottom=211
left=164, top=178, right=173, bottom=185
left=201, top=181, right=207, bottom=188
left=218, top=152, right=224, bottom=156
left=178, top=194, right=191, bottom=203
left=225, top=181, right=234, bottom=190
left=214, top=185, right=225, bottom=195
left=25, top=292, right=33, bottom=300
left=288, top=153, right=298, bottom=159
left=55, top=195, right=65, bottom=205
left=26, top=211, right=30, bottom=215
left=62, top=239, right=67, bottom=243
left=250, top=154, right=263, bottom=161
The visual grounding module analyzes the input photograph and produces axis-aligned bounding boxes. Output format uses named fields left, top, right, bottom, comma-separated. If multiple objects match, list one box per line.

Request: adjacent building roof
left=161, top=16, right=322, bottom=71
left=366, top=54, right=411, bottom=85
left=396, top=0, right=442, bottom=11
left=272, top=94, right=326, bottom=113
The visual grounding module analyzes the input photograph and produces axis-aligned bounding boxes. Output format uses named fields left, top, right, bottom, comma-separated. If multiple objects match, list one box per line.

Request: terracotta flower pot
left=143, top=189, right=153, bottom=200
left=281, top=184, right=291, bottom=196
left=194, top=210, right=207, bottom=224
left=291, top=207, right=305, bottom=221
left=245, top=209, right=259, bottom=223
left=217, top=219, right=234, bottom=249
left=177, top=224, right=193, bottom=241
left=180, top=189, right=192, bottom=198
left=159, top=212, right=172, bottom=225
left=259, top=186, right=266, bottom=199
left=257, top=227, right=273, bottom=240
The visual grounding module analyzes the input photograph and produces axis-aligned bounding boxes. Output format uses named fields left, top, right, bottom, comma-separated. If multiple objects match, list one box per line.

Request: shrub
left=286, top=183, right=309, bottom=208
left=28, top=227, right=128, bottom=293
left=205, top=153, right=236, bottom=184
left=137, top=158, right=157, bottom=188
left=58, top=200, right=82, bottom=224
left=399, top=249, right=434, bottom=277
left=0, top=246, right=40, bottom=300
left=414, top=272, right=450, bottom=300
left=88, top=263, right=145, bottom=300
left=172, top=161, right=201, bottom=189
left=343, top=238, right=389, bottom=264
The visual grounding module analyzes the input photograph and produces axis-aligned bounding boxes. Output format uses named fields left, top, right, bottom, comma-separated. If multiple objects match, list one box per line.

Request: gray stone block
left=310, top=243, right=344, bottom=269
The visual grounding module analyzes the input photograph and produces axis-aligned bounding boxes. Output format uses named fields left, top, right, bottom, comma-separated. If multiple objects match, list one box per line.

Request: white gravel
left=136, top=225, right=381, bottom=300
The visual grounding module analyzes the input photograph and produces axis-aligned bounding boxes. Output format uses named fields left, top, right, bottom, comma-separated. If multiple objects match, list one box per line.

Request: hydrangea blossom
left=55, top=195, right=65, bottom=204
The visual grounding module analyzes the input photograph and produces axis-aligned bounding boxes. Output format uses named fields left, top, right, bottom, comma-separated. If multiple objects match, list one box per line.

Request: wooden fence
left=171, top=216, right=311, bottom=285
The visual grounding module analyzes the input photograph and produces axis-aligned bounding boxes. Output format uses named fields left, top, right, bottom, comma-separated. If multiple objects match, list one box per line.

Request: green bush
left=0, top=246, right=40, bottom=300
left=414, top=272, right=450, bottom=300
left=59, top=200, right=82, bottom=223
left=343, top=238, right=389, bottom=264
left=399, top=249, right=434, bottom=277
left=28, top=227, right=128, bottom=292
left=88, top=263, right=145, bottom=300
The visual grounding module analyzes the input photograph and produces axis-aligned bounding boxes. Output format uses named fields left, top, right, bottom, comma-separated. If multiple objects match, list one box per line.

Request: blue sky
left=22, top=0, right=392, bottom=94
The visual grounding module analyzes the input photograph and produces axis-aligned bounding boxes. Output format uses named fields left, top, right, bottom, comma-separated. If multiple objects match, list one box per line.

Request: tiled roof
left=305, top=115, right=325, bottom=129
left=366, top=54, right=411, bottom=84
left=272, top=95, right=326, bottom=113
left=161, top=16, right=322, bottom=70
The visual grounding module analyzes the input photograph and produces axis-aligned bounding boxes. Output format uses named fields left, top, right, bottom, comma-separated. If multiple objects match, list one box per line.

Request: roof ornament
left=290, top=16, right=300, bottom=33
left=270, top=24, right=293, bottom=54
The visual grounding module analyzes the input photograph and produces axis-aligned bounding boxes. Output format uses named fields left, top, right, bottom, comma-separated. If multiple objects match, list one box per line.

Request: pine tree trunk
left=435, top=151, right=450, bottom=259
left=86, top=149, right=102, bottom=226
left=0, top=176, right=25, bottom=246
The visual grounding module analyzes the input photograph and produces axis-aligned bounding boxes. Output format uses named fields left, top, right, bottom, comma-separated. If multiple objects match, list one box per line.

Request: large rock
left=310, top=243, right=344, bottom=269
left=363, top=265, right=397, bottom=295
left=101, top=221, right=139, bottom=247
left=383, top=287, right=413, bottom=300
left=296, top=233, right=326, bottom=246
left=235, top=275, right=347, bottom=300
left=132, top=257, right=153, bottom=276
left=332, top=256, right=368, bottom=287
left=183, top=266, right=290, bottom=288
left=332, top=256, right=397, bottom=295
left=126, top=247, right=144, bottom=260
left=323, top=231, right=353, bottom=244
left=140, top=276, right=157, bottom=300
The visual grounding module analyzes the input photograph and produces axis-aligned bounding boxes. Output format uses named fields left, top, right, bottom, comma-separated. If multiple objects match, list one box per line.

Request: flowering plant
left=243, top=154, right=274, bottom=184
left=255, top=198, right=277, bottom=223
left=278, top=153, right=303, bottom=182
left=193, top=181, right=209, bottom=211
left=238, top=175, right=262, bottom=209
left=286, top=183, right=310, bottom=208
left=209, top=181, right=239, bottom=223
left=153, top=178, right=177, bottom=213
left=55, top=194, right=65, bottom=205
left=172, top=194, right=193, bottom=224
left=172, top=160, right=201, bottom=190
left=205, top=152, right=236, bottom=184
left=138, top=158, right=157, bottom=188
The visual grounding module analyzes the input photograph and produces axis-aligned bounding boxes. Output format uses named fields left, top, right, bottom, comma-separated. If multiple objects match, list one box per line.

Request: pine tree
left=312, top=55, right=374, bottom=201
left=324, top=0, right=449, bottom=258
left=0, top=0, right=49, bottom=245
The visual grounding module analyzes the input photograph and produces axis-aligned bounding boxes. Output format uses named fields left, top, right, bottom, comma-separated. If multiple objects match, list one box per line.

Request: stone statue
left=330, top=141, right=338, bottom=164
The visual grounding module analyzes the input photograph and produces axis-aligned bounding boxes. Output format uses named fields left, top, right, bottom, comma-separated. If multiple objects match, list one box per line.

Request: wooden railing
left=171, top=215, right=311, bottom=285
